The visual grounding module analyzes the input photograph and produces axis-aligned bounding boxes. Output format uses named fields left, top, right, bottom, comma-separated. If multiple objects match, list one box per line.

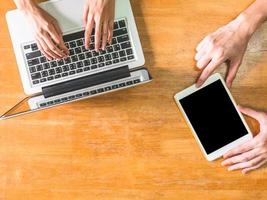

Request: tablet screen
left=180, top=80, right=248, bottom=154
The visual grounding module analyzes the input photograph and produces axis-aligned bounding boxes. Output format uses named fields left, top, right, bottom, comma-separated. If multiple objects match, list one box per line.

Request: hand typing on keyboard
left=83, top=0, right=115, bottom=52
left=14, top=0, right=69, bottom=60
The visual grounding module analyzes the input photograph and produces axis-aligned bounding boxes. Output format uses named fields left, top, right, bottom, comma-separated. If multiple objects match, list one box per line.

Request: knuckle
left=206, top=35, right=215, bottom=44
left=216, top=48, right=225, bottom=58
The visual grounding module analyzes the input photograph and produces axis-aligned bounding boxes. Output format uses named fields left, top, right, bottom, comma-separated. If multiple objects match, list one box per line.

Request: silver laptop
left=4, top=0, right=151, bottom=115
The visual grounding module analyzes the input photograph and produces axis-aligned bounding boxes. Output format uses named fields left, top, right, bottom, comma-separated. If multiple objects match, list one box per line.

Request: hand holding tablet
left=174, top=73, right=253, bottom=161
left=174, top=73, right=267, bottom=173
left=222, top=106, right=267, bottom=174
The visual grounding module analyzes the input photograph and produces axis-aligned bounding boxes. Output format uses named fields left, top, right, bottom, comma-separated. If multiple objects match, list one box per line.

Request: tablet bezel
left=174, top=73, right=253, bottom=161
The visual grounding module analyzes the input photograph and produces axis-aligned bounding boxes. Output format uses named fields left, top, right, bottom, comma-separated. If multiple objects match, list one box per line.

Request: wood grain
left=0, top=0, right=267, bottom=199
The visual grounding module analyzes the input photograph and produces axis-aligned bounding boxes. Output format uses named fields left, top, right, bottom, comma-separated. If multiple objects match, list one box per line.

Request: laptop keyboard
left=22, top=19, right=135, bottom=86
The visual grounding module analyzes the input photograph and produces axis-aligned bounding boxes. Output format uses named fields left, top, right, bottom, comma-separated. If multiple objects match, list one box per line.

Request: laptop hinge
left=42, top=66, right=130, bottom=98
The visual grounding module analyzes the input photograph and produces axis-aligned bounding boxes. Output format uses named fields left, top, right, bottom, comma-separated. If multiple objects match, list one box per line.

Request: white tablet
left=174, top=73, right=253, bottom=161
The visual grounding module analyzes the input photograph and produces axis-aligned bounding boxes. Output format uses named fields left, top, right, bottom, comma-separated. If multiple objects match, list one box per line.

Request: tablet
left=174, top=73, right=252, bottom=161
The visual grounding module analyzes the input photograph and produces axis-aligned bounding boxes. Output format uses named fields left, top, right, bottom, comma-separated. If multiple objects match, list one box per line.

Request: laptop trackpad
left=42, top=0, right=85, bottom=32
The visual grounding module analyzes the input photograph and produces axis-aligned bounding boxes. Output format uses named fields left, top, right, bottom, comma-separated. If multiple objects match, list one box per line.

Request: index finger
left=84, top=16, right=94, bottom=49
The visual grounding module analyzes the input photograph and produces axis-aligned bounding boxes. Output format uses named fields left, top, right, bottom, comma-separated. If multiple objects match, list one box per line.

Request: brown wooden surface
left=1, top=0, right=267, bottom=199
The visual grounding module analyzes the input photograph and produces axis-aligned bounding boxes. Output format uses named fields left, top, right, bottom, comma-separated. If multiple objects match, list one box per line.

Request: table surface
left=1, top=0, right=267, bottom=199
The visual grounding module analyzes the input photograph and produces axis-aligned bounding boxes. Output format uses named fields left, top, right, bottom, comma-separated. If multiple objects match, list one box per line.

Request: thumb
left=238, top=106, right=265, bottom=122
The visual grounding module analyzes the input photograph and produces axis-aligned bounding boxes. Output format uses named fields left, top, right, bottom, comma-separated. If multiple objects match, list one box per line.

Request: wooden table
left=1, top=0, right=267, bottom=199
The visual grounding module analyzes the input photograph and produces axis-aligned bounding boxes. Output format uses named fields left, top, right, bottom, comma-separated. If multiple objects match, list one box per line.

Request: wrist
left=16, top=0, right=39, bottom=16
left=238, top=0, right=267, bottom=36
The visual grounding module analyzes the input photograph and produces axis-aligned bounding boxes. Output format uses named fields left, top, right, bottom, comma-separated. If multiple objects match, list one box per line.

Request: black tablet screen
left=180, top=80, right=248, bottom=154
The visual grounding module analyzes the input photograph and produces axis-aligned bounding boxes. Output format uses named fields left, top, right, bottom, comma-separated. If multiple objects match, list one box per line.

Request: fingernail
left=221, top=162, right=226, bottom=166
left=228, top=167, right=233, bottom=171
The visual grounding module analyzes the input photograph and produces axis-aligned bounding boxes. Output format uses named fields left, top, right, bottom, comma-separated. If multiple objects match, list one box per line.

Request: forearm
left=13, top=0, right=39, bottom=14
left=238, top=0, right=267, bottom=36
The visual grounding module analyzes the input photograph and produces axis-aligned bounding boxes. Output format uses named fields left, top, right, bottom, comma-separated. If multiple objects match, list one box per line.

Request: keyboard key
left=62, top=72, right=69, bottom=77
left=117, top=35, right=129, bottom=43
left=33, top=80, right=40, bottom=85
left=64, top=57, right=71, bottom=64
left=41, top=70, right=48, bottom=77
left=106, top=46, right=113, bottom=53
left=119, top=83, right=126, bottom=87
left=69, top=70, right=76, bottom=75
left=113, top=44, right=120, bottom=51
left=71, top=55, right=78, bottom=62
left=31, top=43, right=38, bottom=51
left=91, top=90, right=97, bottom=95
left=83, top=92, right=90, bottom=96
left=26, top=51, right=41, bottom=60
left=50, top=61, right=57, bottom=67
left=29, top=66, right=36, bottom=73
left=82, top=46, right=87, bottom=52
left=91, top=65, right=97, bottom=69
left=62, top=65, right=70, bottom=72
left=70, top=63, right=77, bottom=70
left=120, top=57, right=127, bottom=62
left=112, top=85, right=119, bottom=89
left=31, top=72, right=41, bottom=80
left=69, top=49, right=75, bottom=56
left=78, top=53, right=85, bottom=60
left=126, top=81, right=133, bottom=85
left=75, top=47, right=82, bottom=54
left=105, top=54, right=112, bottom=61
left=55, top=74, right=61, bottom=79
left=97, top=88, right=104, bottom=93
left=121, top=41, right=131, bottom=49
left=28, top=58, right=39, bottom=66
left=98, top=56, right=104, bottom=62
left=113, top=59, right=119, bottom=64
left=40, top=103, right=47, bottom=107
left=105, top=86, right=112, bottom=91
left=134, top=79, right=141, bottom=84
left=57, top=60, right=64, bottom=66
left=106, top=61, right=112, bottom=66
left=24, top=45, right=30, bottom=50
left=76, top=39, right=83, bottom=46
left=85, top=52, right=92, bottom=58
left=55, top=67, right=62, bottom=74
left=47, top=76, right=54, bottom=81
left=128, top=55, right=135, bottom=60
left=119, top=50, right=126, bottom=57
left=113, top=28, right=127, bottom=37
left=77, top=69, right=83, bottom=73
left=36, top=65, right=43, bottom=71
left=112, top=38, right=117, bottom=44
left=43, top=63, right=50, bottom=69
left=83, top=60, right=90, bottom=66
left=100, top=50, right=106, bottom=55
left=112, top=52, right=119, bottom=59
left=84, top=67, right=90, bottom=71
left=69, top=41, right=76, bottom=48
left=40, top=78, right=47, bottom=83
left=119, top=20, right=126, bottom=28
left=48, top=69, right=55, bottom=75
left=92, top=51, right=99, bottom=57
left=89, top=44, right=95, bottom=50
left=126, top=48, right=133, bottom=55
left=114, top=21, right=119, bottom=29
left=91, top=58, right=97, bottom=64
left=77, top=61, right=83, bottom=68
left=98, top=63, right=105, bottom=68
left=40, top=56, right=47, bottom=63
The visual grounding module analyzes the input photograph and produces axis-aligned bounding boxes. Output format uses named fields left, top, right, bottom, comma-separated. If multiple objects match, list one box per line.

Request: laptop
left=5, top=0, right=152, bottom=111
